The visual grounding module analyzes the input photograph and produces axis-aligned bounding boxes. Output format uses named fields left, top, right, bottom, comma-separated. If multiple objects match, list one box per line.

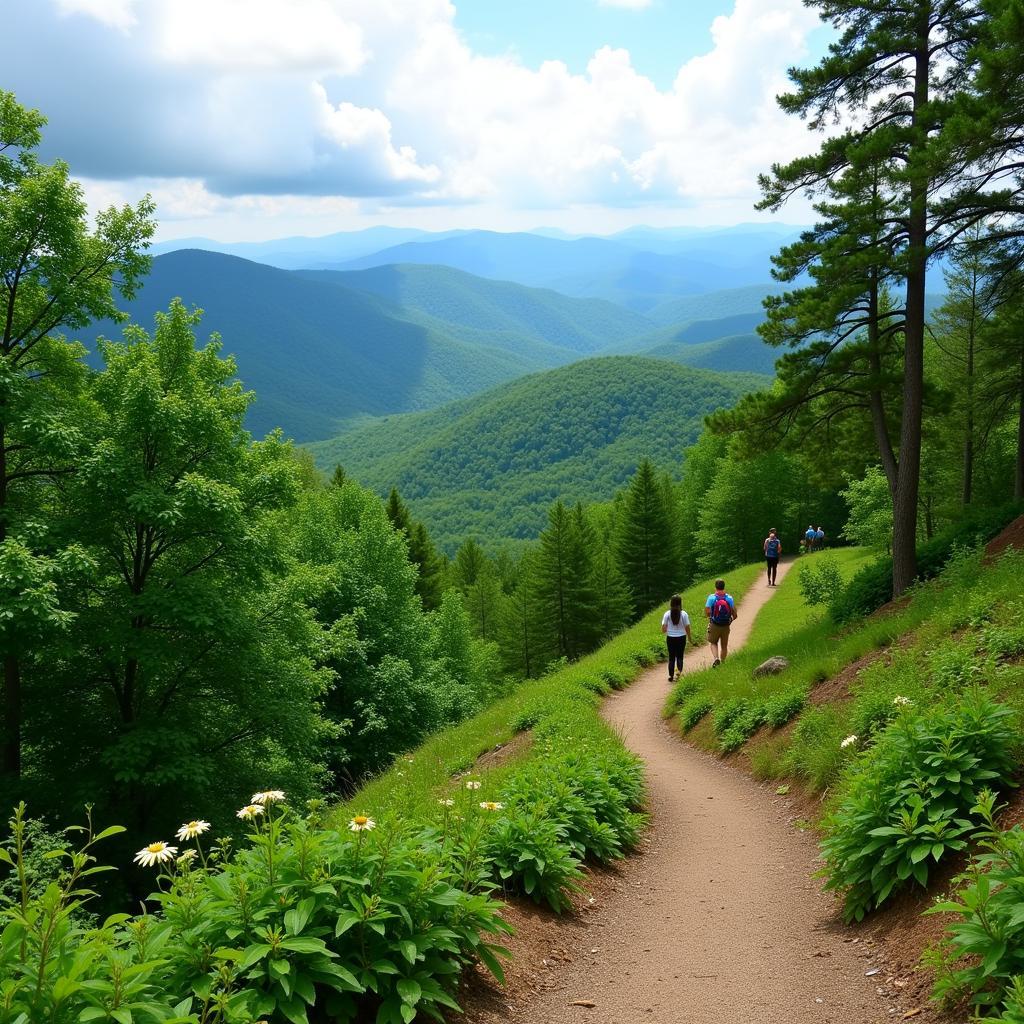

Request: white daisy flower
left=465, top=780, right=482, bottom=791
left=438, top=799, right=455, bottom=807
left=479, top=801, right=504, bottom=811
left=349, top=816, right=376, bottom=832
left=175, top=820, right=211, bottom=841
left=250, top=790, right=285, bottom=805
left=236, top=804, right=266, bottom=820
left=840, top=734, right=858, bottom=749
left=133, top=841, right=178, bottom=868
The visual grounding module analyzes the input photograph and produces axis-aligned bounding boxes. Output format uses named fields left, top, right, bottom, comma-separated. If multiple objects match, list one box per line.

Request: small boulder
left=753, top=656, right=790, bottom=679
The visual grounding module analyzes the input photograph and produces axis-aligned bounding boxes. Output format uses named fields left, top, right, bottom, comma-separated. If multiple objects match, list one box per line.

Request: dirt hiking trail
left=472, top=561, right=889, bottom=1024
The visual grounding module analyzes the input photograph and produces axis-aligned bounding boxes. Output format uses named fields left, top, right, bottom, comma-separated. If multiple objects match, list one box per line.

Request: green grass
left=665, top=549, right=875, bottom=736
left=331, top=562, right=763, bottom=827
left=668, top=542, right=1024, bottom=794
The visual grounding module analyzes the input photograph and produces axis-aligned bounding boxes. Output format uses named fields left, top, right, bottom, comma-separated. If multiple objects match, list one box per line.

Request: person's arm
left=684, top=621, right=692, bottom=642
left=660, top=612, right=668, bottom=635
left=763, top=538, right=768, bottom=554
left=730, top=597, right=738, bottom=621
left=704, top=602, right=711, bottom=619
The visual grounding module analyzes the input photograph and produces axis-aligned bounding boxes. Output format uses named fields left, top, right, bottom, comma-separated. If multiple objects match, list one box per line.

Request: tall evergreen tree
left=453, top=538, right=487, bottom=592
left=0, top=91, right=154, bottom=779
left=758, top=0, right=1001, bottom=595
left=587, top=506, right=632, bottom=640
left=532, top=500, right=597, bottom=660
left=930, top=229, right=999, bottom=506
left=616, top=459, right=676, bottom=613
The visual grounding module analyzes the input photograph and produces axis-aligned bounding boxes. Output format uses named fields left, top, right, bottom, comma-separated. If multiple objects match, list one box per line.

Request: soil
left=458, top=562, right=921, bottom=1023
left=985, top=514, right=1024, bottom=560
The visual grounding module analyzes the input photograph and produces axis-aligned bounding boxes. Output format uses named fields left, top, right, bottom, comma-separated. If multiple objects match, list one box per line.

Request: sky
left=6, top=0, right=831, bottom=241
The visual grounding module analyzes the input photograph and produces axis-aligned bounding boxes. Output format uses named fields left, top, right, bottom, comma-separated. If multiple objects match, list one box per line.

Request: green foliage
left=830, top=503, right=1022, bottom=623
left=307, top=358, right=760, bottom=551
left=0, top=798, right=514, bottom=1024
left=820, top=690, right=1017, bottom=923
left=926, top=791, right=1024, bottom=1017
left=678, top=696, right=713, bottom=732
left=840, top=467, right=893, bottom=551
left=615, top=458, right=677, bottom=614
left=797, top=556, right=843, bottom=608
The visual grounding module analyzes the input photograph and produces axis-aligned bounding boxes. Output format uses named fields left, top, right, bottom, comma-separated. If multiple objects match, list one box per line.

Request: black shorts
left=766, top=556, right=779, bottom=569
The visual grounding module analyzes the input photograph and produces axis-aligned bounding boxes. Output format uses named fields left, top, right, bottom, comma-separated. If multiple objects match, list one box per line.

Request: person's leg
left=667, top=638, right=676, bottom=679
left=720, top=627, right=730, bottom=661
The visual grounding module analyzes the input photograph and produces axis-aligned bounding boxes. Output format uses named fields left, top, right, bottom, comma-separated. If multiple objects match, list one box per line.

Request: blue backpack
left=709, top=594, right=732, bottom=626
left=766, top=537, right=780, bottom=557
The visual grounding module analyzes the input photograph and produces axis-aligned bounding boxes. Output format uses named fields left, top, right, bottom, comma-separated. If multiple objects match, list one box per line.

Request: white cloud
left=14, top=0, right=822, bottom=228
left=54, top=0, right=136, bottom=31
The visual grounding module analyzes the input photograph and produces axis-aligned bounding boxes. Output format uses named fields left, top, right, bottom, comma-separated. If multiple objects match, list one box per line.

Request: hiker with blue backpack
left=704, top=579, right=738, bottom=667
left=763, top=528, right=781, bottom=586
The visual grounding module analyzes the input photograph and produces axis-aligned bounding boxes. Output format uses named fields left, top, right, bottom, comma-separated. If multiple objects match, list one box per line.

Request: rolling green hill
left=307, top=357, right=766, bottom=550
left=643, top=333, right=779, bottom=376
left=88, top=250, right=592, bottom=441
left=300, top=263, right=653, bottom=353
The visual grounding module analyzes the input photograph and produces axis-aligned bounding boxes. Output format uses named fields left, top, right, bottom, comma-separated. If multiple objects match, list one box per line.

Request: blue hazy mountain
left=299, top=264, right=653, bottom=354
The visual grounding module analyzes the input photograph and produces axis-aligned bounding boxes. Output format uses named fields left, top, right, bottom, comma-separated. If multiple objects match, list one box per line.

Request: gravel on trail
left=469, top=561, right=894, bottom=1024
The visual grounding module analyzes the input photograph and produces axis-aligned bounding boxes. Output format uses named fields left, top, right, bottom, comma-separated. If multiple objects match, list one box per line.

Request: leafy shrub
left=763, top=690, right=807, bottom=729
left=679, top=696, right=713, bottom=732
left=797, top=556, right=843, bottom=608
left=925, top=791, right=1024, bottom=1017
left=671, top=677, right=705, bottom=705
left=820, top=689, right=1017, bottom=922
left=830, top=503, right=1022, bottom=623
left=713, top=697, right=753, bottom=736
left=484, top=810, right=584, bottom=913
left=0, top=800, right=513, bottom=1024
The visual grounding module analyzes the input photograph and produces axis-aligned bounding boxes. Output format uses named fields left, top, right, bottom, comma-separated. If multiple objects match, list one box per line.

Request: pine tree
left=757, top=0, right=997, bottom=595
left=385, top=487, right=412, bottom=533
left=408, top=521, right=444, bottom=611
left=330, top=464, right=347, bottom=488
left=616, top=459, right=676, bottom=613
left=587, top=506, right=632, bottom=639
left=453, top=538, right=487, bottom=592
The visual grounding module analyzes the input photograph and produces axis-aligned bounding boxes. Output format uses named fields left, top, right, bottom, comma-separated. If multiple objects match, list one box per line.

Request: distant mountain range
left=307, top=356, right=766, bottom=551
left=87, top=248, right=785, bottom=440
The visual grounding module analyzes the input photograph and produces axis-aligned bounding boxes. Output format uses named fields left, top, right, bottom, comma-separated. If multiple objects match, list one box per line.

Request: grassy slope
left=667, top=544, right=1024, bottom=792
left=307, top=357, right=764, bottom=551
left=669, top=549, right=875, bottom=714
left=330, top=562, right=763, bottom=828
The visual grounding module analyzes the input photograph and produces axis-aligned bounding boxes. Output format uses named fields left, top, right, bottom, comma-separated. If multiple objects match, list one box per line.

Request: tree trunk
left=1017, top=342, right=1024, bottom=502
left=893, top=9, right=931, bottom=598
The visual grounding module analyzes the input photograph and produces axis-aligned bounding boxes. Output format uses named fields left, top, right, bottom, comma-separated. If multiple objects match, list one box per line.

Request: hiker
left=704, top=578, right=738, bottom=667
left=763, top=528, right=781, bottom=586
left=804, top=524, right=817, bottom=553
left=815, top=525, right=825, bottom=550
left=661, top=594, right=692, bottom=682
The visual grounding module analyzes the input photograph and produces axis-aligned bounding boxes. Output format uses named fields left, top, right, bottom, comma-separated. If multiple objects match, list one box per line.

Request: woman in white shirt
left=661, top=594, right=692, bottom=682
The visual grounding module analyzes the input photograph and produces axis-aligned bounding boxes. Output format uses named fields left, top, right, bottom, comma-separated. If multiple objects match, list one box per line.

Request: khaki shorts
left=707, top=622, right=731, bottom=643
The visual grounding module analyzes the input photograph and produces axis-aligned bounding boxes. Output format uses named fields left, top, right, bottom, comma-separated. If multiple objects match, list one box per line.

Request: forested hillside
left=89, top=249, right=563, bottom=441
left=301, top=263, right=653, bottom=354
left=309, top=357, right=763, bottom=549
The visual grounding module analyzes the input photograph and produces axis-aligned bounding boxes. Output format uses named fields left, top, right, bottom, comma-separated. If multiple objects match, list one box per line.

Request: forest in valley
left=2, top=0, right=1024, bottom=1020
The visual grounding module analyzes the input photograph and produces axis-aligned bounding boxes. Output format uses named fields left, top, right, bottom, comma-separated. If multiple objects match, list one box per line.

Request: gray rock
left=753, top=656, right=790, bottom=679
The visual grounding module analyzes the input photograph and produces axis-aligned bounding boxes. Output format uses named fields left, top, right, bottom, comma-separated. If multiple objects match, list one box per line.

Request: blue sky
left=6, top=0, right=828, bottom=240
left=455, top=0, right=738, bottom=89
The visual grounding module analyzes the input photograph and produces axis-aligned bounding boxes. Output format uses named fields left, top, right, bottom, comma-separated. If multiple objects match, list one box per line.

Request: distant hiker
left=804, top=524, right=817, bottom=553
left=661, top=594, right=693, bottom=682
left=815, top=525, right=825, bottom=550
left=763, top=529, right=781, bottom=586
left=704, top=579, right=737, bottom=667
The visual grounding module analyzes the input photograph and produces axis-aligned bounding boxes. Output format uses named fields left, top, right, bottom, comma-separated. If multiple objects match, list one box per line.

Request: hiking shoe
left=712, top=658, right=721, bottom=668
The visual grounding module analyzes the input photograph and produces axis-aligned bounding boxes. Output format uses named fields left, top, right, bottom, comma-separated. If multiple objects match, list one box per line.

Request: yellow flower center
left=147, top=843, right=165, bottom=853
left=353, top=816, right=368, bottom=826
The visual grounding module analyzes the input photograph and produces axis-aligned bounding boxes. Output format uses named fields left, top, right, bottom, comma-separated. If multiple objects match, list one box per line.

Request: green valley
left=308, top=357, right=766, bottom=550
